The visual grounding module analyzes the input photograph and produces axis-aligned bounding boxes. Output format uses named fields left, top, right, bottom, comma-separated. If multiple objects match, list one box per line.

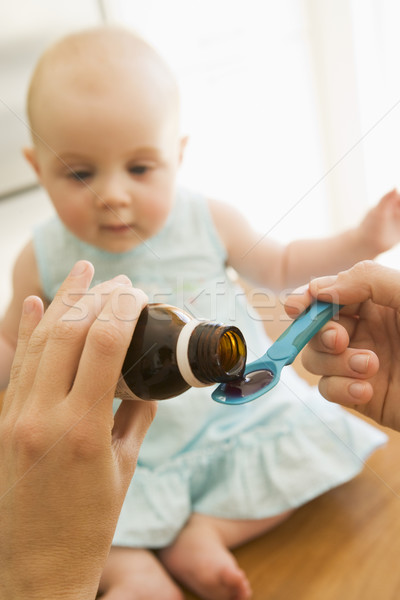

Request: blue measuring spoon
left=212, top=301, right=341, bottom=405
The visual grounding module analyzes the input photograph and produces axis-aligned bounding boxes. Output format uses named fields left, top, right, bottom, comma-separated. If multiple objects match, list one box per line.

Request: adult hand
left=285, top=260, right=400, bottom=431
left=0, top=260, right=156, bottom=600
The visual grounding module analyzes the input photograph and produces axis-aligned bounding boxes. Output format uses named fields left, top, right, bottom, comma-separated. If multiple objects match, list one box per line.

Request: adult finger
left=112, top=399, right=157, bottom=480
left=69, top=286, right=148, bottom=417
left=284, top=285, right=361, bottom=322
left=302, top=345, right=379, bottom=379
left=309, top=260, right=400, bottom=309
left=40, top=260, right=95, bottom=323
left=318, top=375, right=374, bottom=407
left=15, top=261, right=95, bottom=397
left=2, top=296, right=44, bottom=415
left=305, top=314, right=364, bottom=355
left=29, top=275, right=133, bottom=404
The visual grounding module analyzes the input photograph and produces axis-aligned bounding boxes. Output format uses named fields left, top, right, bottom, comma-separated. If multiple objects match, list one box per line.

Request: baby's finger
left=2, top=296, right=44, bottom=415
left=318, top=375, right=374, bottom=407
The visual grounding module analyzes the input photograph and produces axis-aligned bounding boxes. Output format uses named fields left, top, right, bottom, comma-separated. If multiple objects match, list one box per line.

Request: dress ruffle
left=113, top=386, right=386, bottom=548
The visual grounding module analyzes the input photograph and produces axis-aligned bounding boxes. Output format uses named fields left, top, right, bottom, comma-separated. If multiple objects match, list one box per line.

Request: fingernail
left=321, top=329, right=337, bottom=350
left=112, top=289, right=141, bottom=321
left=349, top=382, right=366, bottom=398
left=71, top=261, right=88, bottom=276
left=112, top=274, right=132, bottom=285
left=292, top=284, right=309, bottom=295
left=349, top=353, right=370, bottom=374
left=23, top=296, right=36, bottom=314
left=312, top=275, right=338, bottom=291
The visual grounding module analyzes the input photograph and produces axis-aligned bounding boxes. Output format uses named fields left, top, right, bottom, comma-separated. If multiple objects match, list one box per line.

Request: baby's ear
left=22, top=146, right=41, bottom=177
left=178, top=135, right=189, bottom=165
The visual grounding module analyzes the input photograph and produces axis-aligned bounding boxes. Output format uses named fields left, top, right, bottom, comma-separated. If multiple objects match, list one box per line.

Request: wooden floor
left=3, top=299, right=400, bottom=600
left=182, top=421, right=400, bottom=600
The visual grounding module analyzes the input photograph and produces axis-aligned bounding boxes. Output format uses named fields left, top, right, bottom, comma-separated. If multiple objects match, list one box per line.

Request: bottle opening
left=217, top=330, right=247, bottom=376
left=181, top=322, right=247, bottom=385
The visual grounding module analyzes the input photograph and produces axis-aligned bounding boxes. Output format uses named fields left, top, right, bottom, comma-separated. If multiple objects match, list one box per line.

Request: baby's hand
left=358, top=188, right=400, bottom=254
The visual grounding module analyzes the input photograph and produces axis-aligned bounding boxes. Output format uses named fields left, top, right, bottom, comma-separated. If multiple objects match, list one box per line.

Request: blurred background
left=1, top=0, right=400, bottom=313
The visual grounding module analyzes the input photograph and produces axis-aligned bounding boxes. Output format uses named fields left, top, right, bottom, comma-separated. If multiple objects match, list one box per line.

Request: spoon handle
left=267, top=301, right=342, bottom=365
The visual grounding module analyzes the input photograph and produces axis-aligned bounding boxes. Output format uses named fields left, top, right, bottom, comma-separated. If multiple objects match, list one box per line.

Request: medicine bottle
left=118, top=303, right=247, bottom=401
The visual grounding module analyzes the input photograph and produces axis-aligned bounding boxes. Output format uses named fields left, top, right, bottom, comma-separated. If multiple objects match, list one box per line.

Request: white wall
left=1, top=0, right=400, bottom=315
left=102, top=0, right=331, bottom=242
left=0, top=0, right=103, bottom=196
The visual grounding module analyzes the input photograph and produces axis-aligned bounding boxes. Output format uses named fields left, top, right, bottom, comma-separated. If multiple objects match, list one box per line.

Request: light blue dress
left=34, top=187, right=386, bottom=548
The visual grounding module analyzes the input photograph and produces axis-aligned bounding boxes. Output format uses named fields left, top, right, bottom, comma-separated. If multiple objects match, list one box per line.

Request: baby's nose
left=96, top=175, right=131, bottom=208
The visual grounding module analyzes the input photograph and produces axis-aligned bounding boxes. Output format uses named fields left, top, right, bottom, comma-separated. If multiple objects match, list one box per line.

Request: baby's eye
left=68, top=170, right=92, bottom=181
left=129, top=165, right=149, bottom=176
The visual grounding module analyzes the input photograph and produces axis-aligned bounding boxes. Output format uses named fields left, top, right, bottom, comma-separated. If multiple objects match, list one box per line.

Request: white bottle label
left=176, top=319, right=209, bottom=388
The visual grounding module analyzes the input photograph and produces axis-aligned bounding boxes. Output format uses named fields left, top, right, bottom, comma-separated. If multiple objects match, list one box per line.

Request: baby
left=1, top=26, right=395, bottom=600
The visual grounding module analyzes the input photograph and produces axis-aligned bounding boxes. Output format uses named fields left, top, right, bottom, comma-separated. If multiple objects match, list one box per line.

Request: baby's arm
left=281, top=229, right=376, bottom=289
left=0, top=241, right=43, bottom=389
left=209, top=194, right=398, bottom=291
left=208, top=198, right=287, bottom=290
left=282, top=189, right=400, bottom=287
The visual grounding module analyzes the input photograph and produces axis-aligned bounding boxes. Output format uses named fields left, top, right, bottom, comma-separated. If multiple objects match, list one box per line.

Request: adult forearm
left=1, top=579, right=99, bottom=600
left=0, top=263, right=153, bottom=600
left=1, top=541, right=107, bottom=600
left=1, top=583, right=98, bottom=600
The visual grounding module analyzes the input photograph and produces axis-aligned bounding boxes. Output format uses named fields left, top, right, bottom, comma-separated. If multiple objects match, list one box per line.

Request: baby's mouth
left=101, top=223, right=133, bottom=233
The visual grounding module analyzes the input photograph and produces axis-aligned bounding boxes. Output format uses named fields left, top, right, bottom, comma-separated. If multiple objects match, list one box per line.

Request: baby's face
left=28, top=73, right=183, bottom=253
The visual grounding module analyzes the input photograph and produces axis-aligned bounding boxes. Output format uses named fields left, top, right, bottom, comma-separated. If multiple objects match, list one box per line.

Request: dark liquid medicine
left=121, top=303, right=247, bottom=400
left=221, top=369, right=275, bottom=399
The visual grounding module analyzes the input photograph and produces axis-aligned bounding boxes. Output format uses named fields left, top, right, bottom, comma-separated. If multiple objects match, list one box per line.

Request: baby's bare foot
left=98, top=546, right=184, bottom=600
left=158, top=518, right=252, bottom=600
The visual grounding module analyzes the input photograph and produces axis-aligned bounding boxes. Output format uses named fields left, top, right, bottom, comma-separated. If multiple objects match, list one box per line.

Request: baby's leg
left=158, top=511, right=293, bottom=600
left=98, top=546, right=184, bottom=600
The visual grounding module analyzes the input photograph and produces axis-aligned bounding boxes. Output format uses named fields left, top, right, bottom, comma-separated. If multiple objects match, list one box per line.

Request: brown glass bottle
left=119, top=303, right=247, bottom=400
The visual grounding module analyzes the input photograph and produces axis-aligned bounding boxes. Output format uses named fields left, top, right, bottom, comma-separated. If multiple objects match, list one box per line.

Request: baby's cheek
left=59, top=205, right=92, bottom=234
left=146, top=200, right=172, bottom=228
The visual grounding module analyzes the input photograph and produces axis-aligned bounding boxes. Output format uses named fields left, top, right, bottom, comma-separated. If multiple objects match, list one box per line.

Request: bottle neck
left=176, top=320, right=246, bottom=388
